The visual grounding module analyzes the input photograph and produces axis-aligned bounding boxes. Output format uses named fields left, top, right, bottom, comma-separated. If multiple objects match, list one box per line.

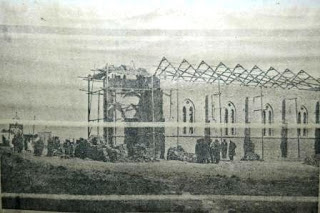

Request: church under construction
left=83, top=57, right=320, bottom=161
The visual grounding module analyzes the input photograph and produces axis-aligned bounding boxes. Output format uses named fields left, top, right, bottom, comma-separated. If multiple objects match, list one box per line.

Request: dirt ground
left=1, top=147, right=318, bottom=196
left=1, top=147, right=319, bottom=212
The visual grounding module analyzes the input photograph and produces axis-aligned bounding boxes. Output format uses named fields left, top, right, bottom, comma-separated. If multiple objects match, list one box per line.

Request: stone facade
left=161, top=81, right=320, bottom=160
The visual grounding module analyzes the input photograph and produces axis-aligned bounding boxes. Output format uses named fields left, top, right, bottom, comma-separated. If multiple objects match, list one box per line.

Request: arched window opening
left=182, top=106, right=187, bottom=134
left=264, top=104, right=274, bottom=136
left=282, top=99, right=286, bottom=123
left=268, top=110, right=272, bottom=136
left=303, top=112, right=307, bottom=123
left=205, top=95, right=209, bottom=122
left=225, top=108, right=229, bottom=135
left=297, top=106, right=308, bottom=137
left=225, top=102, right=236, bottom=136
left=231, top=109, right=235, bottom=135
left=297, top=112, right=301, bottom=136
left=262, top=110, right=266, bottom=136
left=303, top=112, right=307, bottom=136
left=189, top=107, right=194, bottom=134
left=182, top=99, right=195, bottom=135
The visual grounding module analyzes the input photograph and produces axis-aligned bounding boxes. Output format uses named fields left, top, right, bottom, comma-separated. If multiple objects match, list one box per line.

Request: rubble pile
left=167, top=145, right=196, bottom=163
left=75, top=136, right=156, bottom=162
left=241, top=152, right=260, bottom=161
left=304, top=154, right=320, bottom=167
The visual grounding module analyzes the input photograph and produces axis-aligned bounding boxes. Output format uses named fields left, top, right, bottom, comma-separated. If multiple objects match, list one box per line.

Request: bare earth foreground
left=1, top=147, right=319, bottom=212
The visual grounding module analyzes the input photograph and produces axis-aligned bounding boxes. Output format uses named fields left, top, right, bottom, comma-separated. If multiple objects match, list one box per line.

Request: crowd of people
left=3, top=132, right=126, bottom=162
left=195, top=136, right=237, bottom=164
left=4, top=131, right=238, bottom=164
left=4, top=132, right=79, bottom=158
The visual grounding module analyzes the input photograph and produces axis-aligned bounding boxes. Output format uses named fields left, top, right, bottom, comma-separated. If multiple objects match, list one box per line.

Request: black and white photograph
left=0, top=0, right=319, bottom=212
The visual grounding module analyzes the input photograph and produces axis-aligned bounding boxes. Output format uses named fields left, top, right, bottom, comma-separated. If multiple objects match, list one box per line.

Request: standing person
left=229, top=140, right=237, bottom=161
left=27, top=137, right=34, bottom=153
left=13, top=131, right=24, bottom=153
left=70, top=141, right=75, bottom=157
left=34, top=134, right=44, bottom=156
left=196, top=138, right=206, bottom=163
left=203, top=135, right=212, bottom=164
left=47, top=137, right=54, bottom=157
left=9, top=136, right=14, bottom=151
left=17, top=132, right=24, bottom=153
left=214, top=139, right=221, bottom=163
left=211, top=139, right=221, bottom=164
left=195, top=139, right=202, bottom=163
left=221, top=139, right=228, bottom=159
left=63, top=139, right=71, bottom=157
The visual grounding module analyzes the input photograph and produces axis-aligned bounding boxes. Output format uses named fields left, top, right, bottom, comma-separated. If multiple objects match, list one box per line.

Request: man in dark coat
left=203, top=136, right=212, bottom=163
left=195, top=139, right=202, bottom=163
left=47, top=137, right=54, bottom=157
left=229, top=140, right=237, bottom=161
left=34, top=134, right=44, bottom=156
left=13, top=131, right=24, bottom=153
left=221, top=139, right=228, bottom=159
left=196, top=137, right=211, bottom=163
left=210, top=139, right=221, bottom=164
left=64, top=139, right=72, bottom=157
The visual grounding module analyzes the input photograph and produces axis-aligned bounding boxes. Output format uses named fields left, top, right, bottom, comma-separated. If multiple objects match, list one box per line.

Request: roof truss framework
left=154, top=57, right=320, bottom=91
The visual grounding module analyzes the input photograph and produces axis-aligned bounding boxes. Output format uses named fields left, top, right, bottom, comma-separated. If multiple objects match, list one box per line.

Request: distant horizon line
left=1, top=24, right=320, bottom=36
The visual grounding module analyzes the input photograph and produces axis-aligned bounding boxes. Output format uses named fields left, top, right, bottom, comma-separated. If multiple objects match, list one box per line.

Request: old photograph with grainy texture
left=0, top=0, right=319, bottom=212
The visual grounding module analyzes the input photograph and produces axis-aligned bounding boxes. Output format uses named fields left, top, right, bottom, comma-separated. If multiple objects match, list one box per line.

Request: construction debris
left=167, top=145, right=196, bottom=163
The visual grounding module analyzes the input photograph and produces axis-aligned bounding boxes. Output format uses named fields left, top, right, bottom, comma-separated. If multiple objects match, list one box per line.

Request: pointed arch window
left=262, top=110, right=266, bottom=136
left=263, top=104, right=273, bottom=136
left=225, top=108, right=229, bottom=135
left=297, top=106, right=308, bottom=137
left=224, top=102, right=236, bottom=135
left=182, top=106, right=187, bottom=134
left=205, top=95, right=209, bottom=122
left=189, top=107, right=194, bottom=134
left=182, top=99, right=195, bottom=135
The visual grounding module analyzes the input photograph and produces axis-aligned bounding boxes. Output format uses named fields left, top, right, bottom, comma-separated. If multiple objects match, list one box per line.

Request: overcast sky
left=0, top=0, right=319, bottom=137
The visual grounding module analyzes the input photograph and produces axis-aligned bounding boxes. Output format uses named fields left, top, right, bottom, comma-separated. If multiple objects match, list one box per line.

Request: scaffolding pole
left=87, top=75, right=91, bottom=139
left=169, top=89, right=172, bottom=118
left=260, top=86, right=264, bottom=160
left=97, top=92, right=100, bottom=136
left=218, top=77, right=223, bottom=142
left=114, top=89, right=117, bottom=146
left=176, top=82, right=180, bottom=146
left=104, top=65, right=109, bottom=146
left=152, top=75, right=156, bottom=159
left=295, top=98, right=300, bottom=159
left=287, top=97, right=300, bottom=159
